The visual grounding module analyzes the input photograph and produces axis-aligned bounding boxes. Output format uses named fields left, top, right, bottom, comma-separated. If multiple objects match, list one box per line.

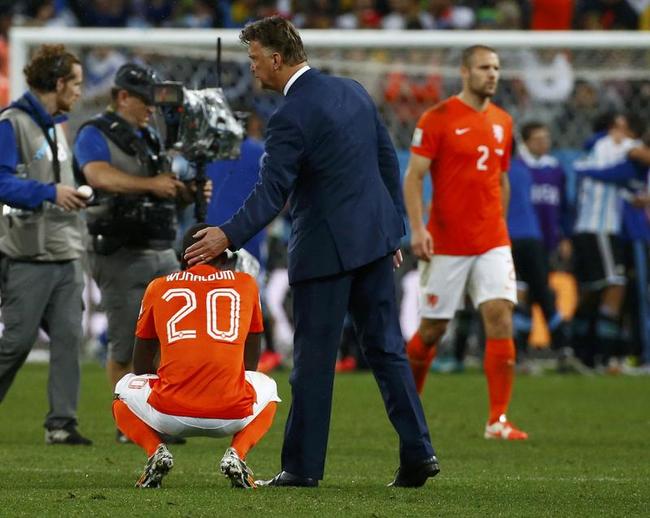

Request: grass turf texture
left=1, top=363, right=649, bottom=517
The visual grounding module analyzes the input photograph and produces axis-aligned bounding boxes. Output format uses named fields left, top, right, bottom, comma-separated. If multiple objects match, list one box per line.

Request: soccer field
left=0, top=363, right=648, bottom=517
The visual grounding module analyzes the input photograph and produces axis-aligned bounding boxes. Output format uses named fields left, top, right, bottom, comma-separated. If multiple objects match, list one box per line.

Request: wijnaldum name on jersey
left=165, top=270, right=236, bottom=282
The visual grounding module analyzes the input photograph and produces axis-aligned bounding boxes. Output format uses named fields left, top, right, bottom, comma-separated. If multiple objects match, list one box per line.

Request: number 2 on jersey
left=476, top=145, right=489, bottom=171
left=163, top=287, right=241, bottom=344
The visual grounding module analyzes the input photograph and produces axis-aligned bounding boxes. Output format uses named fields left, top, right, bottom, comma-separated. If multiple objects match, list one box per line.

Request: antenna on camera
left=216, top=37, right=222, bottom=88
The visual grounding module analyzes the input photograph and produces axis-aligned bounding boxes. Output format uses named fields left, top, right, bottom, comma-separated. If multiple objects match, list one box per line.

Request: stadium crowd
left=2, top=0, right=650, bottom=31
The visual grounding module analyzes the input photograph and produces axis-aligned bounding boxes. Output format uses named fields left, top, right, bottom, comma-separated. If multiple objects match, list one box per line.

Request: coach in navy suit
left=185, top=16, right=438, bottom=488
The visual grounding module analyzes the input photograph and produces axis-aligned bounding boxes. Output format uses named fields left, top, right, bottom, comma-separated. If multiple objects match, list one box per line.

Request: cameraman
left=0, top=44, right=91, bottom=445
left=74, top=63, right=203, bottom=443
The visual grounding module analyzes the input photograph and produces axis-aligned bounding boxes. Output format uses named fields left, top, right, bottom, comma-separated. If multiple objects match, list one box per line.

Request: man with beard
left=184, top=16, right=438, bottom=488
left=0, top=44, right=91, bottom=444
left=403, top=45, right=527, bottom=440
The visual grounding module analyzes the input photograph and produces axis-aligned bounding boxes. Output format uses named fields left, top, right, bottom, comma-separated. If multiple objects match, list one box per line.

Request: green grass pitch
left=1, top=363, right=649, bottom=517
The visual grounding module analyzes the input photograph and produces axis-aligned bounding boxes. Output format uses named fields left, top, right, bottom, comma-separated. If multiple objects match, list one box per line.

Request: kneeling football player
left=112, top=224, right=280, bottom=488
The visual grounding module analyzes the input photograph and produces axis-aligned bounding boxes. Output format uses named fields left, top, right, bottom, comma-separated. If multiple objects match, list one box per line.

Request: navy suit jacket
left=221, top=68, right=406, bottom=284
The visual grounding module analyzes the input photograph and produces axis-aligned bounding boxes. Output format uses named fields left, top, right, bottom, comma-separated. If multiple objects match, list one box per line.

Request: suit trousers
left=0, top=258, right=83, bottom=429
left=282, top=254, right=434, bottom=479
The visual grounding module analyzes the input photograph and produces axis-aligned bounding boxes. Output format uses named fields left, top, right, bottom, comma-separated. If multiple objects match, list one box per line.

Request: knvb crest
left=492, top=124, right=504, bottom=143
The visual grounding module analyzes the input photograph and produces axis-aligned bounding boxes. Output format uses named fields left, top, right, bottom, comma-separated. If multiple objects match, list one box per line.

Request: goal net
left=11, top=28, right=650, bottom=151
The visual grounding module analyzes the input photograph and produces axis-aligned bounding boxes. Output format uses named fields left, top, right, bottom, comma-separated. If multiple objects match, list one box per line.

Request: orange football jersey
left=135, top=264, right=264, bottom=419
left=410, top=96, right=513, bottom=255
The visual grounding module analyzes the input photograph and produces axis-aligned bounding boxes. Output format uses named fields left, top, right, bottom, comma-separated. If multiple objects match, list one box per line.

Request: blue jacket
left=221, top=68, right=405, bottom=284
left=507, top=157, right=543, bottom=241
left=206, top=136, right=266, bottom=263
left=0, top=92, right=60, bottom=209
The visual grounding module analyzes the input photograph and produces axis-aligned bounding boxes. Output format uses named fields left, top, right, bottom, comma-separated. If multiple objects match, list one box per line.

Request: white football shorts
left=418, top=245, right=517, bottom=320
left=114, top=371, right=281, bottom=438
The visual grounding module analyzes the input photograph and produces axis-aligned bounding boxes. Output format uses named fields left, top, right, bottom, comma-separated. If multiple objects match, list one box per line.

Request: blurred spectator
left=496, top=0, right=524, bottom=29
left=222, top=0, right=279, bottom=25
left=336, top=0, right=382, bottom=29
left=520, top=50, right=575, bottom=103
left=507, top=122, right=574, bottom=367
left=381, top=0, right=434, bottom=29
left=555, top=80, right=616, bottom=148
left=571, top=113, right=638, bottom=368
left=430, top=0, right=476, bottom=29
left=474, top=0, right=523, bottom=29
left=382, top=49, right=442, bottom=148
left=173, top=0, right=221, bottom=28
left=82, top=48, right=127, bottom=100
left=530, top=0, right=575, bottom=29
left=293, top=0, right=337, bottom=28
left=638, top=1, right=650, bottom=28
left=130, top=0, right=175, bottom=27
left=18, top=0, right=77, bottom=26
left=627, top=0, right=650, bottom=12
left=68, top=0, right=130, bottom=27
left=575, top=0, right=639, bottom=29
left=227, top=0, right=259, bottom=27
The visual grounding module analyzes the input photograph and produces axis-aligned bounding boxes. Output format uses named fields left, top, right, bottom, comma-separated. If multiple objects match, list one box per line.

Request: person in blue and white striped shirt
left=571, top=113, right=642, bottom=369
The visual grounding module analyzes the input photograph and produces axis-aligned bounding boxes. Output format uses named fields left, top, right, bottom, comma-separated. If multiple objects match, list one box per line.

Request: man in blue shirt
left=205, top=110, right=283, bottom=373
left=74, top=64, right=191, bottom=444
left=508, top=122, right=573, bottom=369
left=0, top=44, right=91, bottom=445
left=206, top=111, right=266, bottom=263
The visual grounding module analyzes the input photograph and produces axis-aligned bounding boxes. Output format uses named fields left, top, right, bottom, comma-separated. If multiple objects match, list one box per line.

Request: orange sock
left=406, top=331, right=437, bottom=394
left=231, top=402, right=277, bottom=459
left=483, top=338, right=516, bottom=423
left=112, top=400, right=162, bottom=457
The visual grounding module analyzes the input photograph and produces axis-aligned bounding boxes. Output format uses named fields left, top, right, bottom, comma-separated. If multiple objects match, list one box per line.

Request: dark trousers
left=0, top=259, right=83, bottom=429
left=282, top=254, right=434, bottom=479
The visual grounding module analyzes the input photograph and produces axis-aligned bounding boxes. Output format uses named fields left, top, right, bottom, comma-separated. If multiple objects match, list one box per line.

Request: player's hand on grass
left=411, top=227, right=433, bottom=261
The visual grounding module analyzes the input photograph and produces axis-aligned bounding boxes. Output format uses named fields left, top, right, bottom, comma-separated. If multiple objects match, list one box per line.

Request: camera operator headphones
left=114, top=63, right=159, bottom=105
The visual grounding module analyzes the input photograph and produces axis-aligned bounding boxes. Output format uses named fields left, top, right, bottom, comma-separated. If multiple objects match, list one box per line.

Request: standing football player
left=403, top=45, right=527, bottom=440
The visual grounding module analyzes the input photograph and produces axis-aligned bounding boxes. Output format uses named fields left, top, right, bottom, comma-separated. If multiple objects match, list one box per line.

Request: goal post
left=10, top=27, right=650, bottom=150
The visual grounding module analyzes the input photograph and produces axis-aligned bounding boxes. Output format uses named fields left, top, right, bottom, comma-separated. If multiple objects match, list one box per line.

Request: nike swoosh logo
left=455, top=128, right=470, bottom=135
left=495, top=149, right=504, bottom=156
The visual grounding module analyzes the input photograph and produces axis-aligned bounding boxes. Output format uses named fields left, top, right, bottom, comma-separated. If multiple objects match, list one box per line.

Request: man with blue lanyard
left=0, top=44, right=91, bottom=445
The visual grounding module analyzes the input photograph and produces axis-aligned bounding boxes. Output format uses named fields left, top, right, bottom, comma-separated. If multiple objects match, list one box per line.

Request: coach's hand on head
left=184, top=226, right=231, bottom=266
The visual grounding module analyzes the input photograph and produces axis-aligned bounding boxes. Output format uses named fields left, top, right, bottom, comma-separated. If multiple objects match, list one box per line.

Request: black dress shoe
left=256, top=470, right=319, bottom=487
left=388, top=456, right=440, bottom=487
